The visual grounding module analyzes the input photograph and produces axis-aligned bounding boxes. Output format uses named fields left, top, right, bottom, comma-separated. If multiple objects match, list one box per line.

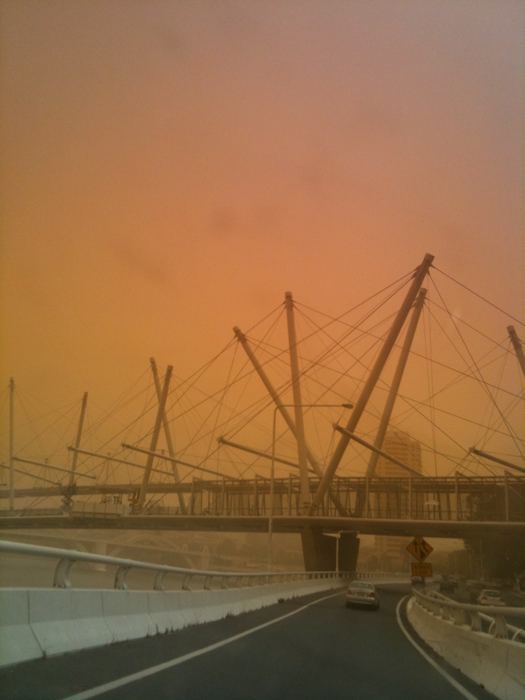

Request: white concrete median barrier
left=29, top=589, right=112, bottom=658
left=148, top=591, right=187, bottom=634
left=0, top=589, right=41, bottom=666
left=0, top=578, right=345, bottom=667
left=407, top=595, right=525, bottom=700
left=102, top=590, right=155, bottom=643
left=0, top=541, right=350, bottom=667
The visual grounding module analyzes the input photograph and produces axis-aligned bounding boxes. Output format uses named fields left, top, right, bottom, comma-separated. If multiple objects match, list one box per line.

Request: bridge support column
left=301, top=528, right=360, bottom=572
left=339, top=533, right=360, bottom=573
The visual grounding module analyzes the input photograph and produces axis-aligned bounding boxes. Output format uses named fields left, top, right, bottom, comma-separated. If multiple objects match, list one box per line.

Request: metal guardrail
left=0, top=539, right=351, bottom=592
left=412, top=587, right=525, bottom=642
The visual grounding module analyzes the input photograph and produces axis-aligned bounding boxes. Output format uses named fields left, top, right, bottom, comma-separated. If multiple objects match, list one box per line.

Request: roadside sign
left=406, top=536, right=434, bottom=562
left=411, top=561, right=433, bottom=578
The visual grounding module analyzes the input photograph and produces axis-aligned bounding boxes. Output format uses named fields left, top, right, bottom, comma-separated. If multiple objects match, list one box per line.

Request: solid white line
left=395, top=597, right=480, bottom=700
left=62, top=590, right=344, bottom=700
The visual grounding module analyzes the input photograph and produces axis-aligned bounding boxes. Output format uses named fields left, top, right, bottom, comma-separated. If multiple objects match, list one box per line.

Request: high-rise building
left=374, top=430, right=423, bottom=570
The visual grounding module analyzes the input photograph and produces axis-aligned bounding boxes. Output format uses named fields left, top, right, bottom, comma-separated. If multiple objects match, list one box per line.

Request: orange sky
left=1, top=1, right=524, bottom=478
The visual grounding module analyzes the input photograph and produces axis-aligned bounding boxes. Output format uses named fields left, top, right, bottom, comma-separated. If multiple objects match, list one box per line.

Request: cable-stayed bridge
left=1, top=254, right=524, bottom=570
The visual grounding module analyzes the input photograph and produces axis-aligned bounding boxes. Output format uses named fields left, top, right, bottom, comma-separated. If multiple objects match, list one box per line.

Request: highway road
left=0, top=584, right=496, bottom=700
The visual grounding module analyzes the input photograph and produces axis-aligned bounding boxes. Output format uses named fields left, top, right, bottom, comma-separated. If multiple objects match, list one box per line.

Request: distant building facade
left=374, top=430, right=423, bottom=571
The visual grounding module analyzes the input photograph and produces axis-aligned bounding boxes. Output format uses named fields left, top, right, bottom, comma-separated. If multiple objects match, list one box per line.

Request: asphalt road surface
left=0, top=584, right=496, bottom=700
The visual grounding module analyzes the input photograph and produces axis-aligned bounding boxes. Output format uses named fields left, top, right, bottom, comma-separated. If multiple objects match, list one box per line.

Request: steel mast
left=311, top=253, right=434, bottom=511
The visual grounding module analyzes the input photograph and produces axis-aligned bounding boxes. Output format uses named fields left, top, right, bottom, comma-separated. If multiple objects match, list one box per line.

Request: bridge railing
left=412, top=586, right=525, bottom=642
left=0, top=539, right=350, bottom=591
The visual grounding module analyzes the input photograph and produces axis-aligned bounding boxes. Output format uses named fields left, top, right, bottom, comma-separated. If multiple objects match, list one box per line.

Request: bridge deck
left=2, top=475, right=524, bottom=527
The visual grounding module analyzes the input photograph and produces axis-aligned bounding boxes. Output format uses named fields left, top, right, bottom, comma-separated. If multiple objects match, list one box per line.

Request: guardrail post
left=53, top=558, right=74, bottom=588
left=469, top=611, right=483, bottom=632
left=453, top=608, right=468, bottom=626
left=154, top=571, right=166, bottom=591
left=115, top=565, right=132, bottom=590
left=182, top=574, right=192, bottom=591
left=492, top=615, right=508, bottom=639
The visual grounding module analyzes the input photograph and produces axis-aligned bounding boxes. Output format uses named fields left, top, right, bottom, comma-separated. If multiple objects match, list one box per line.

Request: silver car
left=345, top=581, right=380, bottom=610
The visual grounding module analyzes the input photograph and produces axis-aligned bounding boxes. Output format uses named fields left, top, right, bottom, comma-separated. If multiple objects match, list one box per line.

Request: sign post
left=407, top=536, right=434, bottom=582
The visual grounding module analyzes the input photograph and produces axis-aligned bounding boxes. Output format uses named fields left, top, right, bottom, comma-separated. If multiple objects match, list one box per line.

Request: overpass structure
left=1, top=472, right=524, bottom=571
left=2, top=254, right=524, bottom=571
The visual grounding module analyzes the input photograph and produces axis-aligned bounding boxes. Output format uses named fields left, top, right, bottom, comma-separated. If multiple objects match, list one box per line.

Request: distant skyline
left=1, top=1, right=524, bottom=473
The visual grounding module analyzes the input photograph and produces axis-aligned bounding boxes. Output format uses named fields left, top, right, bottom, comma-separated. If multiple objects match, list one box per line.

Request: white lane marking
left=62, top=590, right=344, bottom=700
left=395, top=597, right=480, bottom=700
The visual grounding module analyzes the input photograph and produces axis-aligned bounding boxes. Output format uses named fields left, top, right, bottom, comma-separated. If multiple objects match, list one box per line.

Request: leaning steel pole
left=68, top=392, right=88, bottom=489
left=311, top=253, right=434, bottom=511
left=150, top=358, right=186, bottom=513
left=136, top=365, right=173, bottom=512
left=366, top=288, right=427, bottom=478
left=9, top=378, right=14, bottom=512
left=507, top=326, right=525, bottom=378
left=233, top=326, right=322, bottom=475
left=233, top=326, right=348, bottom=515
left=284, top=291, right=310, bottom=511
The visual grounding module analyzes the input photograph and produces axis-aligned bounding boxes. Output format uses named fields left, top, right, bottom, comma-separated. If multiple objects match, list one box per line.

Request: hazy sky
left=1, top=1, right=524, bottom=463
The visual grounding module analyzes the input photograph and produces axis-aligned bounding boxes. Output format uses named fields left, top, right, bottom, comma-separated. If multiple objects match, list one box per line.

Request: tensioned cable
left=15, top=395, right=80, bottom=457
left=425, top=297, right=514, bottom=353
left=0, top=393, right=8, bottom=442
left=292, top=310, right=359, bottom=466
left=171, top=309, right=287, bottom=476
left=211, top=308, right=292, bottom=476
left=395, top=375, right=521, bottom=440
left=150, top=313, right=287, bottom=452
left=47, top=408, right=80, bottom=461
left=260, top=318, right=511, bottom=478
left=429, top=273, right=524, bottom=459
left=423, top=306, right=438, bottom=477
left=82, top=369, right=151, bottom=437
left=478, top=339, right=512, bottom=451
left=159, top=275, right=413, bottom=437
left=296, top=300, right=522, bottom=401
left=162, top=303, right=284, bottom=418
left=250, top=330, right=520, bottom=468
left=250, top=332, right=524, bottom=449
left=292, top=274, right=413, bottom=377
left=398, top=382, right=509, bottom=478
left=203, top=344, right=243, bottom=476
left=432, top=265, right=525, bottom=327
left=293, top=304, right=396, bottom=412
left=79, top=370, right=169, bottom=468
left=129, top=286, right=398, bottom=474
left=393, top=339, right=513, bottom=427
left=294, top=266, right=415, bottom=330
left=478, top=390, right=525, bottom=458
left=175, top=308, right=283, bottom=466
left=73, top=373, right=159, bottom=479
left=236, top=291, right=407, bottom=429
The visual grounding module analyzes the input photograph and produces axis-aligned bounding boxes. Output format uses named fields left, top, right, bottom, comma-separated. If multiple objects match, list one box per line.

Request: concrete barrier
left=0, top=590, right=41, bottom=666
left=102, top=590, right=156, bottom=643
left=407, top=597, right=525, bottom=700
left=148, top=591, right=188, bottom=634
left=0, top=578, right=344, bottom=668
left=29, top=589, right=113, bottom=657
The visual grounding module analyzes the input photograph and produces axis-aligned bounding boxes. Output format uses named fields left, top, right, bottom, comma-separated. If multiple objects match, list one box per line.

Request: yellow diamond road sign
left=406, top=537, right=433, bottom=562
